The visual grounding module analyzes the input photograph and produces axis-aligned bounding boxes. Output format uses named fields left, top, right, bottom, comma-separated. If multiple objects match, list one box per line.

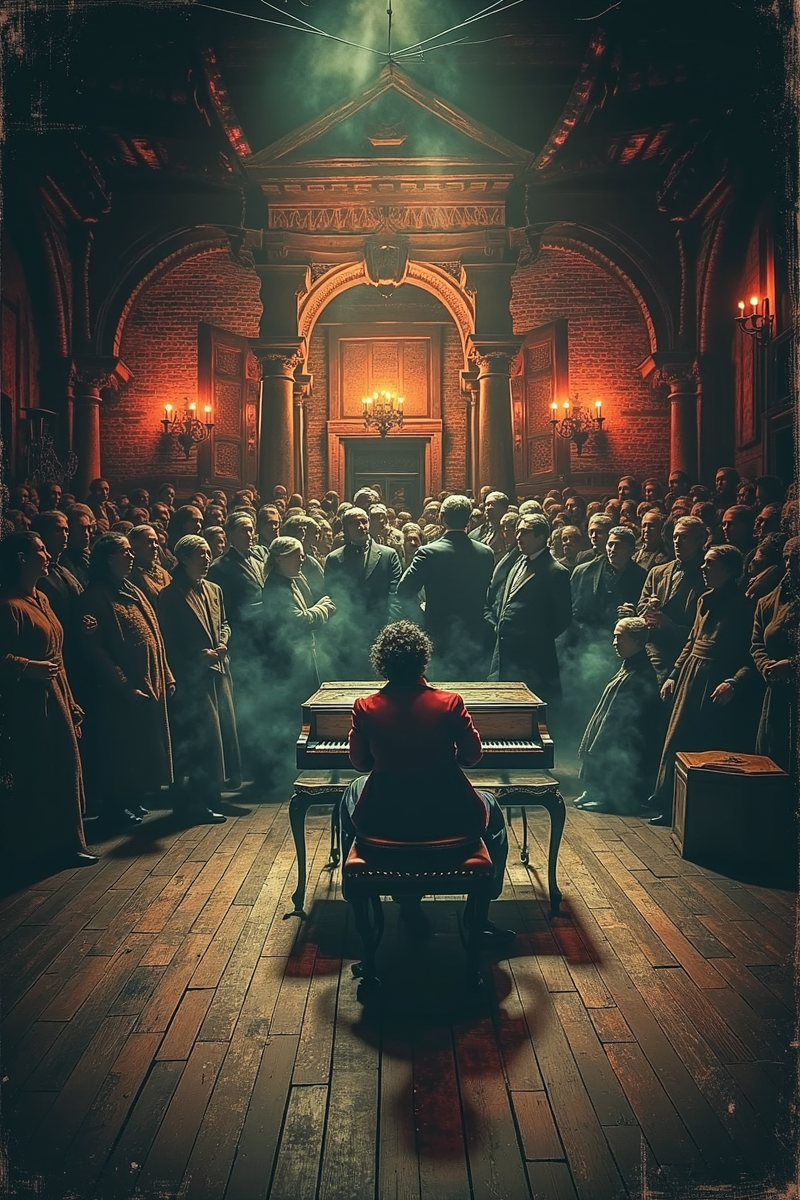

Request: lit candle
left=189, top=402, right=197, bottom=412
left=737, top=300, right=746, bottom=312
left=750, top=295, right=759, bottom=312
left=595, top=398, right=602, bottom=415
left=397, top=396, right=404, bottom=409
left=551, top=402, right=558, bottom=415
left=164, top=404, right=172, bottom=418
left=204, top=405, right=212, bottom=418
left=563, top=400, right=570, bottom=412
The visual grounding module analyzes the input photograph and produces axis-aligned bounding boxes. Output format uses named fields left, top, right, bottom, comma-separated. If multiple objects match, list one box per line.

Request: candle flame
left=750, top=296, right=760, bottom=307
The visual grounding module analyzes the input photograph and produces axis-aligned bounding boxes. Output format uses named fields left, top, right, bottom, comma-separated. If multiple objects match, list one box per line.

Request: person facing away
left=397, top=494, right=495, bottom=680
left=341, top=621, right=513, bottom=942
left=574, top=617, right=661, bottom=815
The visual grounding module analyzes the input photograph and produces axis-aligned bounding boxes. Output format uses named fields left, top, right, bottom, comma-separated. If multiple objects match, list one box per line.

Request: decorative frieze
left=269, top=205, right=504, bottom=233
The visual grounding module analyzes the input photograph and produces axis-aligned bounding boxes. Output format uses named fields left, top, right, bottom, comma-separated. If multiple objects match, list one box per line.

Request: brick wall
left=511, top=247, right=669, bottom=485
left=106, top=248, right=262, bottom=493
left=305, top=324, right=329, bottom=500
left=441, top=325, right=468, bottom=491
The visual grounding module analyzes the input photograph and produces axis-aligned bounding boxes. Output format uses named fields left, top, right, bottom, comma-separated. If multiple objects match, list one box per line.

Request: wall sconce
left=161, top=399, right=214, bottom=458
left=362, top=390, right=404, bottom=438
left=550, top=395, right=606, bottom=457
left=736, top=295, right=773, bottom=346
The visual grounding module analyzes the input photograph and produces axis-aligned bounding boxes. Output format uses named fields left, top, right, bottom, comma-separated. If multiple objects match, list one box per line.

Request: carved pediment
left=246, top=64, right=532, bottom=172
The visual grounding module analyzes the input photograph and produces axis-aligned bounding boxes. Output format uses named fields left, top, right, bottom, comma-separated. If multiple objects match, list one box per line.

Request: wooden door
left=197, top=323, right=259, bottom=489
left=511, top=319, right=570, bottom=490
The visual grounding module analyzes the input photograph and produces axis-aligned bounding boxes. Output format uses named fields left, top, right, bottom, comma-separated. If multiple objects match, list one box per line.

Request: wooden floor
left=0, top=767, right=796, bottom=1200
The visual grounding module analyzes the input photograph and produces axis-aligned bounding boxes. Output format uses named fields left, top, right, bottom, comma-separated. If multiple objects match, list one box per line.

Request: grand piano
left=287, top=681, right=565, bottom=918
left=296, top=681, right=554, bottom=771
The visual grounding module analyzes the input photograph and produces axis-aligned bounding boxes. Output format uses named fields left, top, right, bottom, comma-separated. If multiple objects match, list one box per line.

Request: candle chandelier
left=362, top=390, right=404, bottom=438
left=161, top=399, right=214, bottom=458
left=736, top=295, right=773, bottom=346
left=550, top=395, right=606, bottom=457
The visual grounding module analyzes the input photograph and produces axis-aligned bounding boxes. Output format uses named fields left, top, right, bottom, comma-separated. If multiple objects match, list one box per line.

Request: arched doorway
left=303, top=279, right=466, bottom=504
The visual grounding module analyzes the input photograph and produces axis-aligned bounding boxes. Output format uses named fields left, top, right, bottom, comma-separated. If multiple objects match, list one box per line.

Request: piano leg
left=541, top=790, right=565, bottom=915
left=285, top=789, right=313, bottom=919
left=519, top=807, right=530, bottom=865
left=328, top=798, right=341, bottom=868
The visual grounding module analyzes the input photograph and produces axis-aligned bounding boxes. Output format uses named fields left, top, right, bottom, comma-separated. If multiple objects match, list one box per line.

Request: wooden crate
left=672, top=751, right=791, bottom=866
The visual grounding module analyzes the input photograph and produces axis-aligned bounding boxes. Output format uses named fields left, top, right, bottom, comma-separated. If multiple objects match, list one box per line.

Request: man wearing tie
left=486, top=513, right=572, bottom=702
left=469, top=490, right=510, bottom=562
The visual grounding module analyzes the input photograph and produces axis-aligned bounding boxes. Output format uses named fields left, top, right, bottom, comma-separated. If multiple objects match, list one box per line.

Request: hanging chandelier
left=362, top=390, right=404, bottom=438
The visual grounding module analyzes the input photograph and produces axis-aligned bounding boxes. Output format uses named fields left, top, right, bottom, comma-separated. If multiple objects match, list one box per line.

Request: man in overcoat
left=397, top=494, right=495, bottom=679
left=486, top=512, right=572, bottom=702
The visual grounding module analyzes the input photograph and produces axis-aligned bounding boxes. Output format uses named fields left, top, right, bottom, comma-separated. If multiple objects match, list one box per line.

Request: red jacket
left=348, top=679, right=489, bottom=841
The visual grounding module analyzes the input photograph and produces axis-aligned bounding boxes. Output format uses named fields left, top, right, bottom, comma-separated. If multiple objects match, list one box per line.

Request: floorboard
left=0, top=792, right=795, bottom=1199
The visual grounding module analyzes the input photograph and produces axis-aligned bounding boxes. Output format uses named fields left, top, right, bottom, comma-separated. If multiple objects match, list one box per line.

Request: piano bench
left=341, top=836, right=495, bottom=999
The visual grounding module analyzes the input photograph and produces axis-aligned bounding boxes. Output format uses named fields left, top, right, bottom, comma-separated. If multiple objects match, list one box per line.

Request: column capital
left=639, top=351, right=700, bottom=391
left=468, top=337, right=523, bottom=375
left=72, top=354, right=132, bottom=394
left=251, top=339, right=307, bottom=379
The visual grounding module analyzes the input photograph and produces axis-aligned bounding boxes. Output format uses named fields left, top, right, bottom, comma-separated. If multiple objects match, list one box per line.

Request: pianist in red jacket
left=342, top=620, right=512, bottom=940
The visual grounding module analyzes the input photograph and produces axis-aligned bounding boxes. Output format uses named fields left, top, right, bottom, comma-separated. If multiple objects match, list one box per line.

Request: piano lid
left=301, top=681, right=545, bottom=710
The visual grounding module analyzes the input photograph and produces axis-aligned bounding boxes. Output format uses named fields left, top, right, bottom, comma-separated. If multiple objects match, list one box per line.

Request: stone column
left=667, top=369, right=700, bottom=478
left=639, top=352, right=700, bottom=480
left=71, top=355, right=130, bottom=497
left=293, top=373, right=312, bottom=499
left=253, top=342, right=305, bottom=499
left=468, top=341, right=521, bottom=500
left=460, top=369, right=479, bottom=496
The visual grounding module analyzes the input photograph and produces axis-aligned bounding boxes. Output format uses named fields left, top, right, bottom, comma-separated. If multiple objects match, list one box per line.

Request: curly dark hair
left=369, top=620, right=433, bottom=683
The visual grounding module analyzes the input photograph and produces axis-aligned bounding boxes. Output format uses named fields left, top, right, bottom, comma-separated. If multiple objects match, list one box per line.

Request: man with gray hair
left=323, top=507, right=402, bottom=676
left=469, top=490, right=510, bottom=561
left=486, top=511, right=572, bottom=702
left=574, top=616, right=661, bottom=813
left=397, top=494, right=495, bottom=678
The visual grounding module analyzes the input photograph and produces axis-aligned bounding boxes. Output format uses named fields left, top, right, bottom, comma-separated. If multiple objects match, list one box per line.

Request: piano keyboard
left=311, top=739, right=540, bottom=754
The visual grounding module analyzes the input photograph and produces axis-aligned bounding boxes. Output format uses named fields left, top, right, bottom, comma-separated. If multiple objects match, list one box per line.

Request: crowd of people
left=0, top=464, right=796, bottom=871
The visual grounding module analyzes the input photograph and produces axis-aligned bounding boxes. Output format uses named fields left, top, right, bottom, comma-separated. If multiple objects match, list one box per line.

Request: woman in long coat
left=648, top=543, right=760, bottom=822
left=259, top=536, right=335, bottom=784
left=80, top=532, right=174, bottom=827
left=751, top=536, right=799, bottom=776
left=0, top=532, right=96, bottom=867
left=158, top=534, right=241, bottom=816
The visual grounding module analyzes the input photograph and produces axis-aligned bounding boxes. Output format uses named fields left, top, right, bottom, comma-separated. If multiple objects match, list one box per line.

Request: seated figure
left=341, top=620, right=513, bottom=942
left=575, top=617, right=661, bottom=814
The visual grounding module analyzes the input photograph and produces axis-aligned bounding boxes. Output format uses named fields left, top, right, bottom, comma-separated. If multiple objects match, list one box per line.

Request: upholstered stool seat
left=342, top=834, right=496, bottom=999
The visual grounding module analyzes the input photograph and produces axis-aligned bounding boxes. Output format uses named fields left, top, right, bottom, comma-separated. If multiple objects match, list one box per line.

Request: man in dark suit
left=207, top=511, right=268, bottom=649
left=571, top=526, right=647, bottom=641
left=568, top=526, right=647, bottom=725
left=397, top=494, right=495, bottom=679
left=468, top=490, right=509, bottom=561
left=486, top=512, right=572, bottom=702
left=323, top=507, right=402, bottom=677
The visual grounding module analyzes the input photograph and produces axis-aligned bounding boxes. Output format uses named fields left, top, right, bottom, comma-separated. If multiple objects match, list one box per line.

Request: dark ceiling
left=1, top=0, right=789, bottom=190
